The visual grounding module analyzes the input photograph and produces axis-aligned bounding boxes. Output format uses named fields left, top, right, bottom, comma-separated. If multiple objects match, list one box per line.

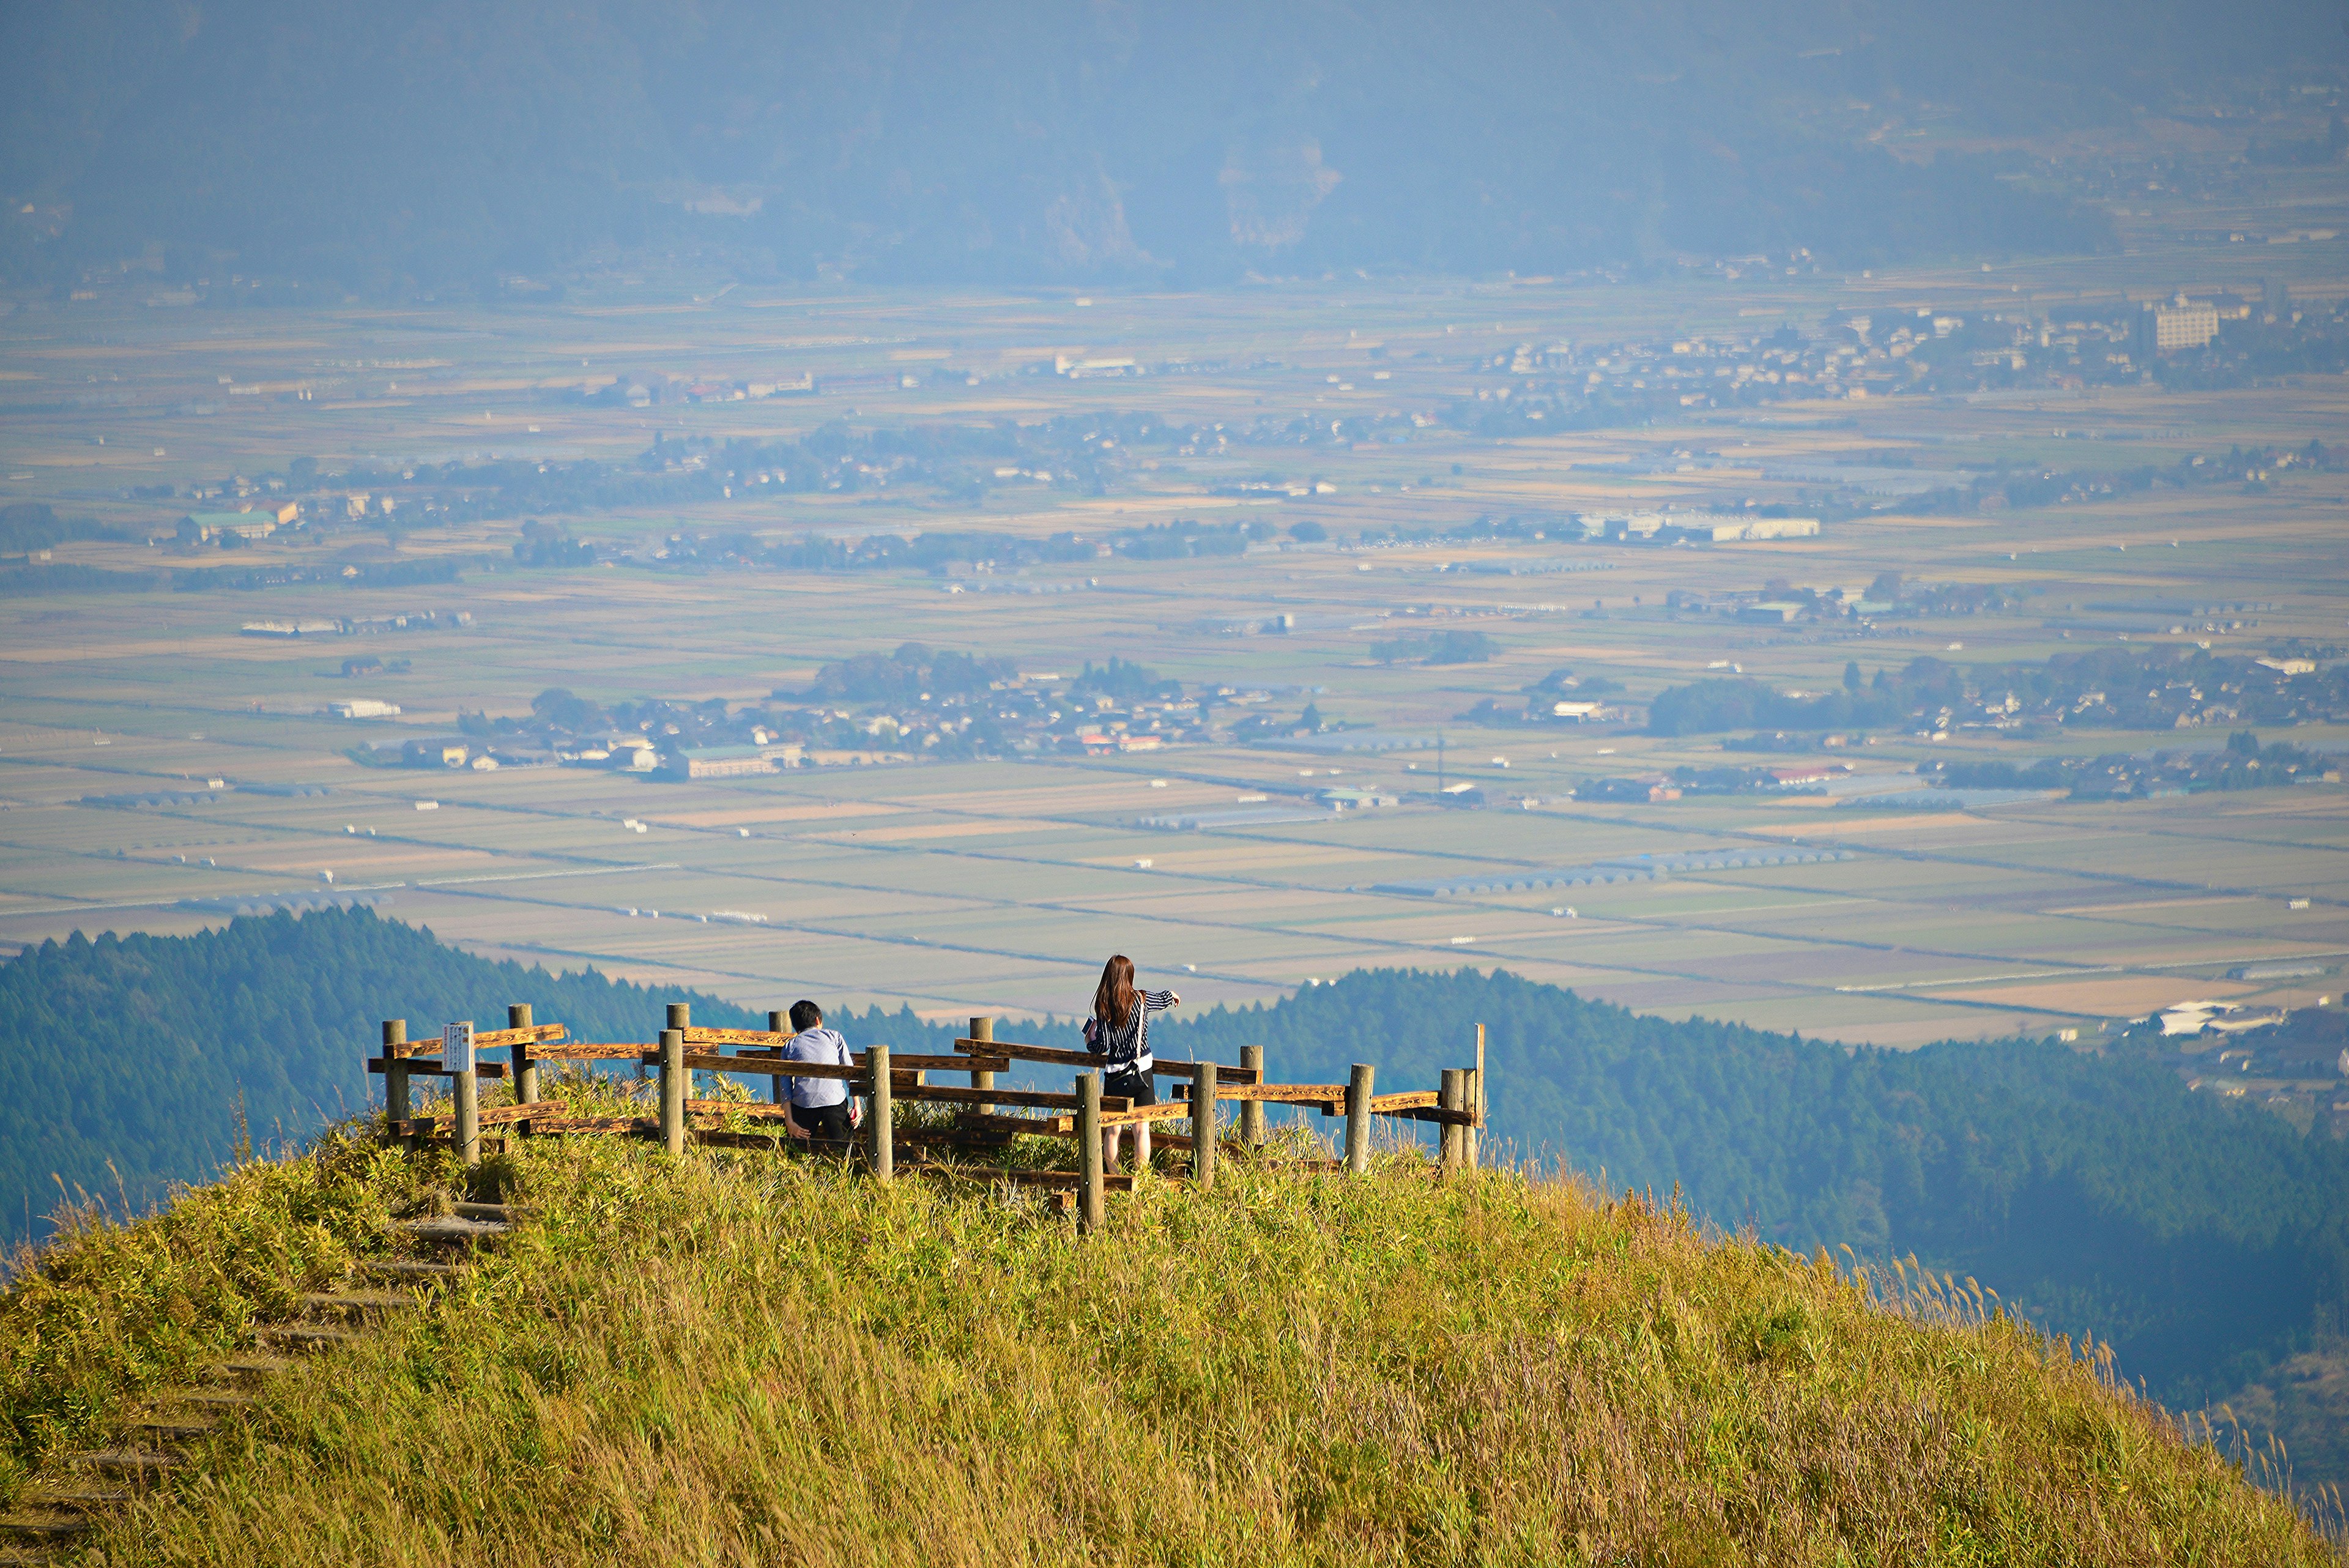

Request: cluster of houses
left=1571, top=511, right=1820, bottom=545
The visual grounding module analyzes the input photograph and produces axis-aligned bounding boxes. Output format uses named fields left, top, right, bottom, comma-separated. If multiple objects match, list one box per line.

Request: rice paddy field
left=1, top=239, right=2346, bottom=1048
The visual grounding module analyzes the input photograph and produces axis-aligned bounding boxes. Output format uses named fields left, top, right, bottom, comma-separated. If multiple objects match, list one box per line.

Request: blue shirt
left=780, top=1027, right=852, bottom=1109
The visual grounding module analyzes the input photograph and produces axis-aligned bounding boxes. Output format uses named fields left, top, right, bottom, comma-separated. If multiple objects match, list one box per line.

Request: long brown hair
left=1093, top=954, right=1138, bottom=1029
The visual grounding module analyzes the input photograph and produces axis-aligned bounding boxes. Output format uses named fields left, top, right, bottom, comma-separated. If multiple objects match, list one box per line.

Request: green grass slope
left=15, top=912, right=2349, bottom=1473
left=1, top=1113, right=2332, bottom=1566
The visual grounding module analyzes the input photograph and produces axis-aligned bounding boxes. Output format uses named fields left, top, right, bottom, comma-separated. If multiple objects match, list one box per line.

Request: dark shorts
left=1105, top=1067, right=1156, bottom=1107
left=796, top=1101, right=853, bottom=1143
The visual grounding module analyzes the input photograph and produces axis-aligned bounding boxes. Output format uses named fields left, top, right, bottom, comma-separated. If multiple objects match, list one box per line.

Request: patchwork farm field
left=1, top=258, right=2346, bottom=1047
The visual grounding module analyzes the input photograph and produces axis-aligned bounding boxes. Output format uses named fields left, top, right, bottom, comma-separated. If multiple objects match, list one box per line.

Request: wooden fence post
left=1239, top=1045, right=1265, bottom=1147
left=658, top=1028, right=685, bottom=1156
left=382, top=1020, right=409, bottom=1146
left=508, top=1003, right=538, bottom=1129
left=1466, top=1072, right=1484, bottom=1170
left=1078, top=1071, right=1104, bottom=1232
left=1345, top=1063, right=1375, bottom=1175
left=970, top=1016, right=995, bottom=1115
left=768, top=1010, right=789, bottom=1107
left=667, top=1002, right=691, bottom=1150
left=1439, top=1068, right=1466, bottom=1172
left=453, top=1042, right=481, bottom=1168
left=1471, top=1022, right=1486, bottom=1168
left=1191, top=1060, right=1217, bottom=1191
left=868, top=1044, right=894, bottom=1181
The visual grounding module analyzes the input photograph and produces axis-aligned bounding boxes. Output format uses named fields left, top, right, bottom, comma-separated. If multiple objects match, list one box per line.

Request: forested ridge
left=6, top=913, right=2345, bottom=1437
left=0, top=910, right=941, bottom=1253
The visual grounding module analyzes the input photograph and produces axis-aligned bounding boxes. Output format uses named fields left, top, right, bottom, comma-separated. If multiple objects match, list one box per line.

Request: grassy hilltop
left=1, top=1104, right=2332, bottom=1566
left=15, top=910, right=2349, bottom=1496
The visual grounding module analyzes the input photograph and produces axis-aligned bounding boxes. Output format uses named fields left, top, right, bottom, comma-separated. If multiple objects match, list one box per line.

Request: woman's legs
left=1102, top=1122, right=1125, bottom=1172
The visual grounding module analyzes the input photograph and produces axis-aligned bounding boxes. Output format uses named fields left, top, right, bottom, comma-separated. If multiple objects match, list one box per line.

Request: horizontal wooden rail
left=703, top=1128, right=1020, bottom=1155
left=1386, top=1103, right=1477, bottom=1128
left=675, top=1051, right=1011, bottom=1080
left=1169, top=1083, right=1438, bottom=1117
left=1174, top=1082, right=1345, bottom=1106
left=368, top=1058, right=508, bottom=1080
left=530, top=1115, right=653, bottom=1135
left=681, top=1080, right=1130, bottom=1113
left=899, top=1083, right=1129, bottom=1113
left=951, top=1038, right=1261, bottom=1085
left=1034, top=1101, right=1189, bottom=1134
left=681, top=1027, right=792, bottom=1046
left=681, top=1053, right=864, bottom=1082
left=397, top=1099, right=563, bottom=1134
left=682, top=1098, right=795, bottom=1120
left=529, top=1044, right=650, bottom=1061
left=472, top=1023, right=568, bottom=1049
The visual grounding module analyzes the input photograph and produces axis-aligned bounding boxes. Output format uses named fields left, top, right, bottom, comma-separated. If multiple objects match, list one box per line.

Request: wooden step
left=256, top=1323, right=358, bottom=1350
left=0, top=1515, right=86, bottom=1544
left=450, top=1201, right=524, bottom=1222
left=217, top=1356, right=298, bottom=1383
left=65, top=1450, right=183, bottom=1476
left=168, top=1389, right=258, bottom=1410
left=298, top=1290, right=417, bottom=1315
left=121, top=1414, right=213, bottom=1440
left=357, top=1259, right=463, bottom=1280
left=393, top=1217, right=509, bottom=1244
left=28, top=1487, right=130, bottom=1512
left=0, top=1545, right=58, bottom=1565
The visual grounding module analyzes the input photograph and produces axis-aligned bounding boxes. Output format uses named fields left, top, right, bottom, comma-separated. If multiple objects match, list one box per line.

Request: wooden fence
left=368, top=1005, right=1488, bottom=1230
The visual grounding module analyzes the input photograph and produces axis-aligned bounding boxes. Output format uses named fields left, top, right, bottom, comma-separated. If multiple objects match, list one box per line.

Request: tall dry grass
left=26, top=1115, right=2327, bottom=1567
left=0, top=1128, right=426, bottom=1507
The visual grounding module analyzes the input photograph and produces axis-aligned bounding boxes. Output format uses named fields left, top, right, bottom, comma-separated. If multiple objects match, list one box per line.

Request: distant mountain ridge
left=9, top=0, right=2326, bottom=289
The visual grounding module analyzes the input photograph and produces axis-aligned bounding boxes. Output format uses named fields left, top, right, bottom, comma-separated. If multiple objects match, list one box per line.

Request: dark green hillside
left=1160, top=970, right=2349, bottom=1415
left=0, top=909, right=952, bottom=1252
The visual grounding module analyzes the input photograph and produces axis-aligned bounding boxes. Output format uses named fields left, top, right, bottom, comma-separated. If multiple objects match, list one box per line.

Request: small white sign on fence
left=442, top=1021, right=475, bottom=1074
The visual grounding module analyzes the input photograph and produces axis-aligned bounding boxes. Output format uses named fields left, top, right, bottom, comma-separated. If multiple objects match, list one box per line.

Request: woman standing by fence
left=1085, top=954, right=1179, bottom=1173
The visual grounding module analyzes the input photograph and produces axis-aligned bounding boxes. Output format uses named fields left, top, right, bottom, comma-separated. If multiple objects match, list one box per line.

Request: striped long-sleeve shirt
left=1085, top=990, right=1174, bottom=1073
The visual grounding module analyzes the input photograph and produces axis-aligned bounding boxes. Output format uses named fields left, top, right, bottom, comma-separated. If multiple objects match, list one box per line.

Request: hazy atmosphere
left=4, top=2, right=2349, bottom=1560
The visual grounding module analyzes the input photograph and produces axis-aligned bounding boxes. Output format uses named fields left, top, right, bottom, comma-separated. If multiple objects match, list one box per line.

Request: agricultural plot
left=1, top=258, right=2345, bottom=1047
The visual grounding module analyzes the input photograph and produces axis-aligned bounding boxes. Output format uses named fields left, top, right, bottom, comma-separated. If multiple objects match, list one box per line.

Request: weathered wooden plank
left=396, top=1100, right=563, bottom=1134
left=681, top=1098, right=794, bottom=1120
left=1012, top=1100, right=1190, bottom=1135
left=528, top=1115, right=655, bottom=1135
left=472, top=1100, right=560, bottom=1129
left=470, top=1023, right=567, bottom=1049
left=680, top=1052, right=868, bottom=1082
left=367, top=1058, right=509, bottom=1079
left=1172, top=1081, right=1345, bottom=1106
left=528, top=1044, right=650, bottom=1061
left=954, top=1113, right=1065, bottom=1137
left=1391, top=1103, right=1477, bottom=1128
left=892, top=1083, right=1124, bottom=1113
left=866, top=1053, right=1010, bottom=1073
left=1369, top=1091, right=1439, bottom=1113
left=953, top=1035, right=1094, bottom=1067
left=952, top=1038, right=1259, bottom=1084
left=681, top=1027, right=792, bottom=1046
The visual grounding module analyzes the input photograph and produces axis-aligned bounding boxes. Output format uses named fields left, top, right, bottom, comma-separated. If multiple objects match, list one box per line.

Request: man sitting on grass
left=780, top=999, right=858, bottom=1146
